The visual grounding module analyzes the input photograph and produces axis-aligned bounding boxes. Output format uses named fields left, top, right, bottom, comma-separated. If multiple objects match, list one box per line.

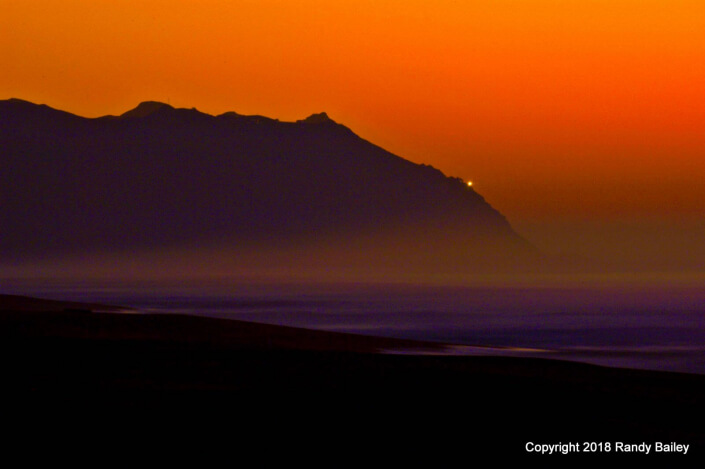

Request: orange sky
left=3, top=0, right=705, bottom=227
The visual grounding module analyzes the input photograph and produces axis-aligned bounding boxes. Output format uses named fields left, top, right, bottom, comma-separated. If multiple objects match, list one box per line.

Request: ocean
left=6, top=281, right=705, bottom=375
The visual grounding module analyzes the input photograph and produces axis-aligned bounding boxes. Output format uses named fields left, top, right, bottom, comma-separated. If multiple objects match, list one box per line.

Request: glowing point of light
left=467, top=181, right=473, bottom=187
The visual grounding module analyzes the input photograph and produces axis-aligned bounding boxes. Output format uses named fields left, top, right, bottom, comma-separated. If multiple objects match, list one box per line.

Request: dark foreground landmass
left=2, top=294, right=703, bottom=460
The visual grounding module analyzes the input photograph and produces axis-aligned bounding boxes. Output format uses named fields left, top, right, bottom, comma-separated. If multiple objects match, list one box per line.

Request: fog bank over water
left=2, top=242, right=703, bottom=288
left=515, top=217, right=705, bottom=276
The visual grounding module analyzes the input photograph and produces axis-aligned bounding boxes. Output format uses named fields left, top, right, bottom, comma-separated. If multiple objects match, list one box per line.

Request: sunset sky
left=3, top=1, right=704, bottom=270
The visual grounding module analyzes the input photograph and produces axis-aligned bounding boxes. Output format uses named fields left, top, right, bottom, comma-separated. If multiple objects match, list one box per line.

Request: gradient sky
left=3, top=1, right=704, bottom=269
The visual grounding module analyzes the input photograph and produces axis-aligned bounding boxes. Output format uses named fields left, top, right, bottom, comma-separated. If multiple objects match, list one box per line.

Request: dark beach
left=2, top=293, right=703, bottom=459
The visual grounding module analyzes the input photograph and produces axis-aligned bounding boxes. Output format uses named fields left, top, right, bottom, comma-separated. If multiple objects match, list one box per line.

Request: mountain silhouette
left=0, top=98, right=538, bottom=278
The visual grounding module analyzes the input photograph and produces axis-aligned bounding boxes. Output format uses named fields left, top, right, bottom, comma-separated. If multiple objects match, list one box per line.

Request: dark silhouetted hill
left=0, top=98, right=539, bottom=279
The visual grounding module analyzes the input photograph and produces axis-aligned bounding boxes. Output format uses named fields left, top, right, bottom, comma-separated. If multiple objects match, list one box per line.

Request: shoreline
left=2, top=293, right=704, bottom=457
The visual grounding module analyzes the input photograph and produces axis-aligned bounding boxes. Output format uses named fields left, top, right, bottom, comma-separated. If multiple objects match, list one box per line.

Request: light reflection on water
left=4, top=281, right=705, bottom=374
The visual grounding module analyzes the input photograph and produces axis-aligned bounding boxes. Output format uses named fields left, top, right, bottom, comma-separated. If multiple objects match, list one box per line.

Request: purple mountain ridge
left=0, top=99, right=540, bottom=277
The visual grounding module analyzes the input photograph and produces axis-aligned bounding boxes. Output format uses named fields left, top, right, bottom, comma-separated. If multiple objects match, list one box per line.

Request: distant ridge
left=0, top=99, right=539, bottom=279
left=120, top=101, right=174, bottom=118
left=298, top=112, right=334, bottom=124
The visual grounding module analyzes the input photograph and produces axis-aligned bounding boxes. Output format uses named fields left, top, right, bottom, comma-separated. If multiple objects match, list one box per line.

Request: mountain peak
left=1, top=98, right=56, bottom=112
left=0, top=97, right=538, bottom=276
left=121, top=101, right=174, bottom=118
left=299, top=112, right=334, bottom=124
